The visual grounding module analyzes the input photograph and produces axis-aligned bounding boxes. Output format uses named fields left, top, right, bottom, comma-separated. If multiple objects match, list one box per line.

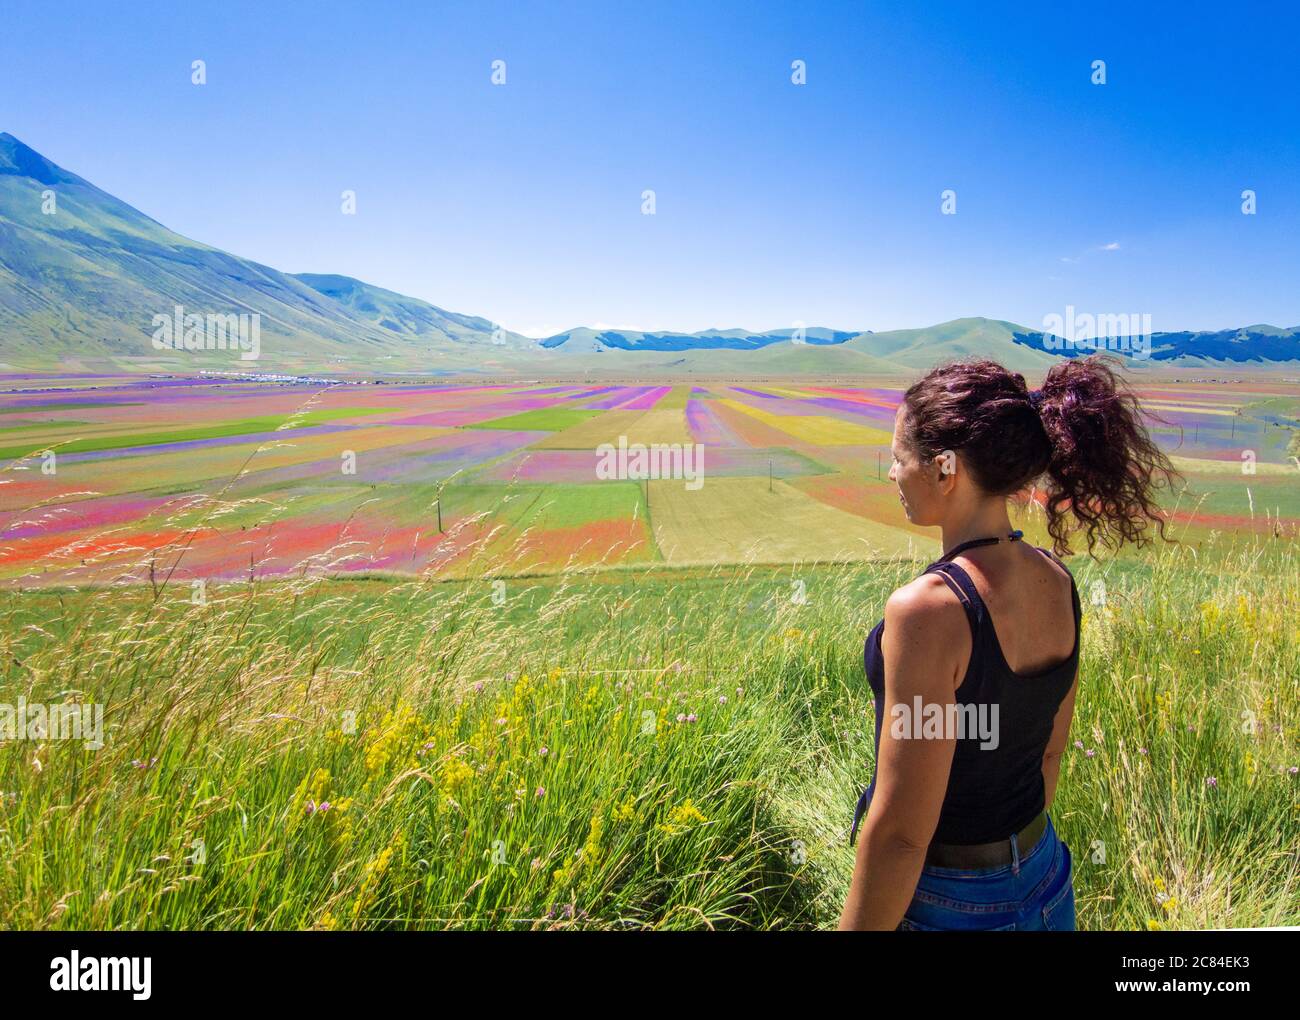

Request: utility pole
left=436, top=499, right=443, bottom=533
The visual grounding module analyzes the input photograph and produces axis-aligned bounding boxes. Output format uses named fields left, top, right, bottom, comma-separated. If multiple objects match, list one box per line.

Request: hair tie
left=1028, top=388, right=1045, bottom=410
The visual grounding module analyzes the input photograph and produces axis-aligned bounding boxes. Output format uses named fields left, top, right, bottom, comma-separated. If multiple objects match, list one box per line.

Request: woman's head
left=889, top=354, right=1180, bottom=555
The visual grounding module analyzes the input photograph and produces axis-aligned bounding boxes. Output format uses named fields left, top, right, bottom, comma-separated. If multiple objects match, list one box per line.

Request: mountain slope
left=840, top=318, right=1060, bottom=372
left=0, top=132, right=528, bottom=369
left=291, top=273, right=535, bottom=351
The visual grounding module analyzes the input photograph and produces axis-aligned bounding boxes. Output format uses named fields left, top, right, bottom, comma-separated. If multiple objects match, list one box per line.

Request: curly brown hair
left=899, top=354, right=1182, bottom=556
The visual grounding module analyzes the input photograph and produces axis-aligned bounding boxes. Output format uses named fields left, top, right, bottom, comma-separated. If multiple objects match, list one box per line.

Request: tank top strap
left=922, top=560, right=984, bottom=637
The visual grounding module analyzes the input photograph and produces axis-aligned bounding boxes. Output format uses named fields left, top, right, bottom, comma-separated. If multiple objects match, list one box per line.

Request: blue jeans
left=897, top=813, right=1076, bottom=930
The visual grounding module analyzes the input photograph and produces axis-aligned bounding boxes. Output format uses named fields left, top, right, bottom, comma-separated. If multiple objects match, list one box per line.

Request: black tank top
left=850, top=536, right=1081, bottom=846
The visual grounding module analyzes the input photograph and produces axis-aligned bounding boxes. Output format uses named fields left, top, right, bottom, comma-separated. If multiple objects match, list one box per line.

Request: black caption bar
left=1, top=929, right=1293, bottom=1006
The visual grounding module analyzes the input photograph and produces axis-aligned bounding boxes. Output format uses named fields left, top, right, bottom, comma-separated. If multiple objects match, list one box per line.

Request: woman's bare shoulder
left=879, top=574, right=970, bottom=693
left=883, top=573, right=969, bottom=634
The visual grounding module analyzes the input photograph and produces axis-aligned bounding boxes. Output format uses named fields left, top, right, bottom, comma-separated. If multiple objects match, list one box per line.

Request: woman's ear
left=934, top=449, right=958, bottom=493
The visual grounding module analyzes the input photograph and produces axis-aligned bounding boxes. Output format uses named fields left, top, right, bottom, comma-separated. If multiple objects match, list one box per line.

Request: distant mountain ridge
left=1009, top=325, right=1300, bottom=365
left=538, top=318, right=1300, bottom=367
left=1, top=132, right=1297, bottom=375
left=538, top=326, right=857, bottom=353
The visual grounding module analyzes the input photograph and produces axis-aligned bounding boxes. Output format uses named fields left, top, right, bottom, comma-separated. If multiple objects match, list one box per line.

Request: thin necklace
left=939, top=529, right=1024, bottom=563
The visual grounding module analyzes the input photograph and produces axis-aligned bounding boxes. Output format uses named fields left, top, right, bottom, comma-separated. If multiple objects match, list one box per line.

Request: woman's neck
left=940, top=503, right=1016, bottom=557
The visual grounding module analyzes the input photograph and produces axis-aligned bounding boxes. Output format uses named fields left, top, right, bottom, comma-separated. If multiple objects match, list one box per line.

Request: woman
left=837, top=353, right=1177, bottom=931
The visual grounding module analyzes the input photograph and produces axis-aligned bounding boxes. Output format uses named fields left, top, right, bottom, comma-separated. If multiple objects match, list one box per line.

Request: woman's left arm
left=838, top=579, right=966, bottom=930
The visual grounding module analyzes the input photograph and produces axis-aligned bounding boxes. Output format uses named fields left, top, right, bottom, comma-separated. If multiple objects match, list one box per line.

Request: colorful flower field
left=2, top=374, right=1298, bottom=587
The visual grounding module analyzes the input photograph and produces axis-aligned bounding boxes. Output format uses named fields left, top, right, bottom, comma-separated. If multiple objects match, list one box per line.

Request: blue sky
left=3, top=0, right=1298, bottom=337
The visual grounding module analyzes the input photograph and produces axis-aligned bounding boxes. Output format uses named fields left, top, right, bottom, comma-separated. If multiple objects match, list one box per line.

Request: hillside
left=1, top=131, right=1297, bottom=377
left=0, top=132, right=531, bottom=371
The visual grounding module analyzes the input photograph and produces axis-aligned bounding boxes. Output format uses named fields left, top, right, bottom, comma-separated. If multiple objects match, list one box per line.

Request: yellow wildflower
left=1235, top=594, right=1256, bottom=630
left=613, top=797, right=636, bottom=822
left=292, top=768, right=331, bottom=812
left=326, top=727, right=351, bottom=748
left=551, top=809, right=606, bottom=887
left=581, top=811, right=605, bottom=868
left=352, top=832, right=406, bottom=922
left=439, top=754, right=476, bottom=795
left=364, top=702, right=421, bottom=774
left=658, top=797, right=709, bottom=836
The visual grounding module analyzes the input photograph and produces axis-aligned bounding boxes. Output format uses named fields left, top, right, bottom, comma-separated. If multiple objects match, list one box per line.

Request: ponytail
left=1034, top=354, right=1181, bottom=556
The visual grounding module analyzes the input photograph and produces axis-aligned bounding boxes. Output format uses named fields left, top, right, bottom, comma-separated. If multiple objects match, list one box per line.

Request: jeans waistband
left=924, top=810, right=1048, bottom=872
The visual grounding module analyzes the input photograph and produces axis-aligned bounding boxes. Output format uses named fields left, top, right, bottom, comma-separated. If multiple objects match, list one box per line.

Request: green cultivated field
left=0, top=407, right=387, bottom=460
left=474, top=408, right=602, bottom=431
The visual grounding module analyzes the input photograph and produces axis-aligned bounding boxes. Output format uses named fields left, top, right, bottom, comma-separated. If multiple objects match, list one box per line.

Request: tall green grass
left=0, top=535, right=1295, bottom=929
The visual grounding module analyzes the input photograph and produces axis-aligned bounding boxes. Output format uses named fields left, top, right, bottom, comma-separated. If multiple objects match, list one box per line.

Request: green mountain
left=291, top=273, right=536, bottom=351
left=841, top=318, right=1060, bottom=372
left=0, top=132, right=532, bottom=370
left=1, top=132, right=1296, bottom=376
left=532, top=318, right=1061, bottom=374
